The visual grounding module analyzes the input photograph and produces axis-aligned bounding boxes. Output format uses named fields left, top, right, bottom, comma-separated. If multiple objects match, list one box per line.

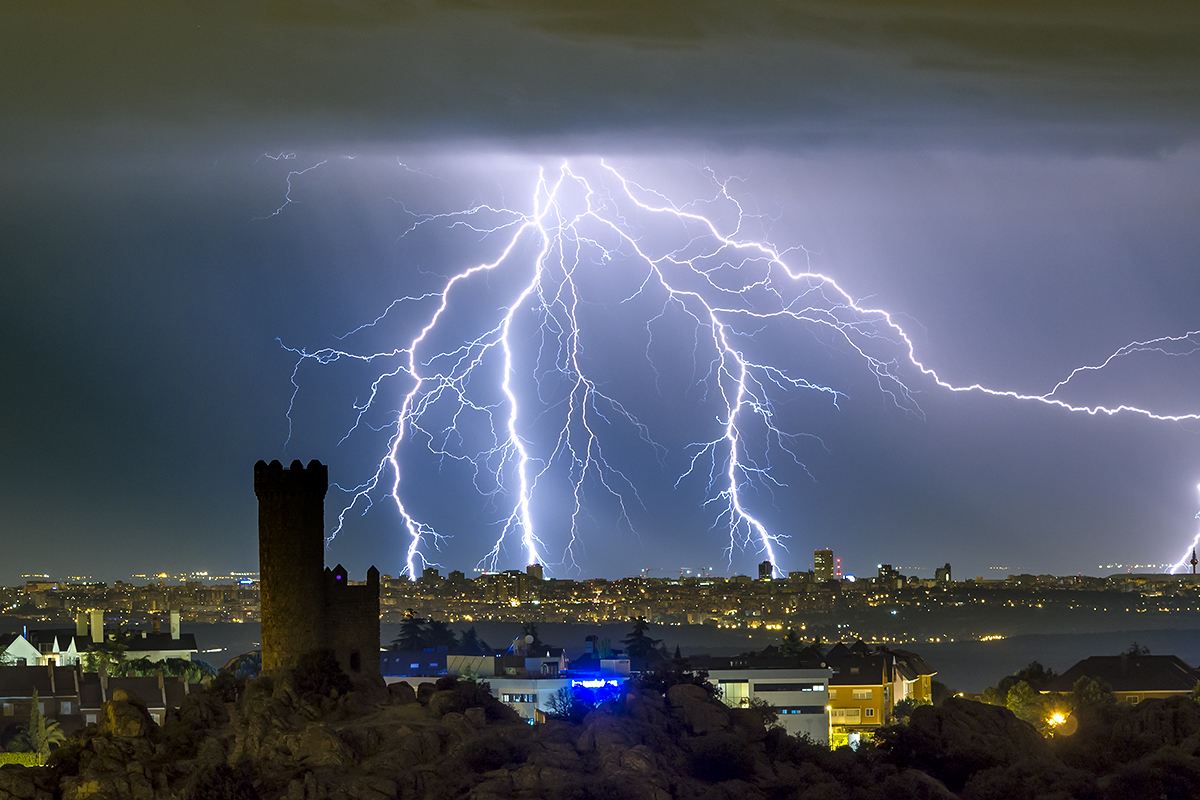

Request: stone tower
left=254, top=459, right=329, bottom=672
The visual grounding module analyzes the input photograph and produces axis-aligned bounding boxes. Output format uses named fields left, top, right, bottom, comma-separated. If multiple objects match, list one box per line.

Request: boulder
left=389, top=681, right=417, bottom=705
left=294, top=722, right=354, bottom=768
left=0, top=765, right=54, bottom=800
left=727, top=708, right=767, bottom=743
left=428, top=690, right=464, bottom=718
left=880, top=697, right=1048, bottom=792
left=101, top=700, right=153, bottom=739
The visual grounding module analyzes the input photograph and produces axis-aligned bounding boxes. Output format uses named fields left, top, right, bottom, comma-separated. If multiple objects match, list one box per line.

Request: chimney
left=170, top=610, right=180, bottom=640
left=90, top=610, right=103, bottom=644
left=75, top=613, right=87, bottom=638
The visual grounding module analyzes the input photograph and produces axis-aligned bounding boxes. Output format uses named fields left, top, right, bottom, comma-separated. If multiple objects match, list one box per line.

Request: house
left=2, top=610, right=197, bottom=668
left=692, top=653, right=833, bottom=743
left=823, top=641, right=937, bottom=748
left=78, top=671, right=193, bottom=727
left=0, top=664, right=86, bottom=734
left=1044, top=654, right=1200, bottom=705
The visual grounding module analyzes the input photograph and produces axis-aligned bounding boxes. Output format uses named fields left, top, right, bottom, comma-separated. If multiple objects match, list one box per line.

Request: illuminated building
left=824, top=641, right=936, bottom=748
left=695, top=656, right=833, bottom=743
left=814, top=549, right=834, bottom=582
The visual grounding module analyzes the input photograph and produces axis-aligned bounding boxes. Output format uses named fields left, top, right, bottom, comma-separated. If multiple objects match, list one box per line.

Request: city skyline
left=4, top=2, right=1200, bottom=583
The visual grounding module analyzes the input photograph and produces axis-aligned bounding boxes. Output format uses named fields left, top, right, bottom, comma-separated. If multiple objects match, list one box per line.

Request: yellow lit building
left=825, top=641, right=936, bottom=748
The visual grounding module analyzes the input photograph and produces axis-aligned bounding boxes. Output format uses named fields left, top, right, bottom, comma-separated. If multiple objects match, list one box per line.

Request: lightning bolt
left=277, top=158, right=1200, bottom=579
left=1168, top=484, right=1200, bottom=575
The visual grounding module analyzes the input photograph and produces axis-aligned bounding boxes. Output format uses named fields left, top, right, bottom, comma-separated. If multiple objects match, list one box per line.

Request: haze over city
left=4, top=1, right=1200, bottom=584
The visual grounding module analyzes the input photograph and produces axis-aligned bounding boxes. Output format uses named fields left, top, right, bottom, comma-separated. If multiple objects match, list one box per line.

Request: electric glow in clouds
left=281, top=159, right=1200, bottom=579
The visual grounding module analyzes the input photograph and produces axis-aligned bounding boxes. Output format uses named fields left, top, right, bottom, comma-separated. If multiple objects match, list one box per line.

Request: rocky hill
left=6, top=657, right=1200, bottom=799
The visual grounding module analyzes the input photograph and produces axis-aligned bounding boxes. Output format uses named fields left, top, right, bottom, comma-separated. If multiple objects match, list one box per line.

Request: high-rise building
left=526, top=563, right=544, bottom=582
left=814, top=549, right=834, bottom=582
left=935, top=563, right=952, bottom=584
left=758, top=560, right=774, bottom=580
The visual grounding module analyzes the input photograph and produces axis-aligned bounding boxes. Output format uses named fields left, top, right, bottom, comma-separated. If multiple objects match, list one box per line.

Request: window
left=719, top=681, right=749, bottom=707
left=85, top=713, right=97, bottom=725
left=1126, top=695, right=1139, bottom=704
left=864, top=708, right=875, bottom=718
left=60, top=701, right=73, bottom=715
left=753, top=683, right=825, bottom=692
left=852, top=689, right=873, bottom=700
left=501, top=693, right=537, bottom=703
left=2, top=703, right=11, bottom=717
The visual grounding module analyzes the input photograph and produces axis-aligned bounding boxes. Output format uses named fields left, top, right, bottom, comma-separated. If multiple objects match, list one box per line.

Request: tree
left=458, top=627, right=485, bottom=656
left=83, top=626, right=132, bottom=675
left=519, top=622, right=543, bottom=650
left=18, top=691, right=66, bottom=764
left=1005, top=681, right=1054, bottom=732
left=1071, top=675, right=1116, bottom=711
left=545, top=685, right=601, bottom=722
left=621, top=617, right=662, bottom=661
left=1125, top=642, right=1150, bottom=656
left=425, top=620, right=458, bottom=651
left=982, top=661, right=1058, bottom=705
left=780, top=629, right=807, bottom=657
left=636, top=658, right=719, bottom=699
left=393, top=610, right=428, bottom=652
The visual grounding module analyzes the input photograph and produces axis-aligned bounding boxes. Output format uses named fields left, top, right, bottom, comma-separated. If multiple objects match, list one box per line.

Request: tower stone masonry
left=254, top=459, right=380, bottom=677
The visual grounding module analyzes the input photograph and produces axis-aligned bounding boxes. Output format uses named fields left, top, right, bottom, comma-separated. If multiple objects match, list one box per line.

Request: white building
left=699, top=661, right=833, bottom=743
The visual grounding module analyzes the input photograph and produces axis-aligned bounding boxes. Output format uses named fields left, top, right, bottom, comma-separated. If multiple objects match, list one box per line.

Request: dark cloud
left=2, top=2, right=1199, bottom=581
left=4, top=1, right=1198, bottom=155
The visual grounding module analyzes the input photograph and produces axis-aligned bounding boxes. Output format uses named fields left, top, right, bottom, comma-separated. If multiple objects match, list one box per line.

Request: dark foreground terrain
left=5, top=660, right=1200, bottom=800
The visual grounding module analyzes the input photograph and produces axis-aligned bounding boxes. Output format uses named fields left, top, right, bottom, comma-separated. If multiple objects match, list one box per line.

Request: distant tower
left=758, top=560, right=774, bottom=580
left=526, top=563, right=544, bottom=581
left=814, top=549, right=834, bottom=582
left=1191, top=549, right=1197, bottom=576
left=255, top=459, right=328, bottom=673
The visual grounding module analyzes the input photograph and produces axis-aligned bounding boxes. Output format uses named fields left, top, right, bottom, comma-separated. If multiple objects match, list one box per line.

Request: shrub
left=292, top=649, right=352, bottom=703
left=688, top=732, right=757, bottom=782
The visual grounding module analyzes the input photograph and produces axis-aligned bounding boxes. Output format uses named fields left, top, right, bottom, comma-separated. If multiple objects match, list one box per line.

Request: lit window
left=852, top=689, right=872, bottom=700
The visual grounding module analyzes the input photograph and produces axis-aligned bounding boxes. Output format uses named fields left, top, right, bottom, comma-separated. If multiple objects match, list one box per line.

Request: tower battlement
left=254, top=459, right=328, bottom=497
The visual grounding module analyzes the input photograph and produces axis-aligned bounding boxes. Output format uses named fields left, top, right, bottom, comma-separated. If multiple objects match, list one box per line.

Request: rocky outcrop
left=879, top=697, right=1049, bottom=792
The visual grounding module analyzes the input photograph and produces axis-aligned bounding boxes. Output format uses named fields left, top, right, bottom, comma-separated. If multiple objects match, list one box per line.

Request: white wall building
left=704, top=666, right=833, bottom=743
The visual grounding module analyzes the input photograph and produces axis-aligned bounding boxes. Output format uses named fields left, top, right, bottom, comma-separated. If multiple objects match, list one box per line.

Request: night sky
left=3, top=1, right=1200, bottom=584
